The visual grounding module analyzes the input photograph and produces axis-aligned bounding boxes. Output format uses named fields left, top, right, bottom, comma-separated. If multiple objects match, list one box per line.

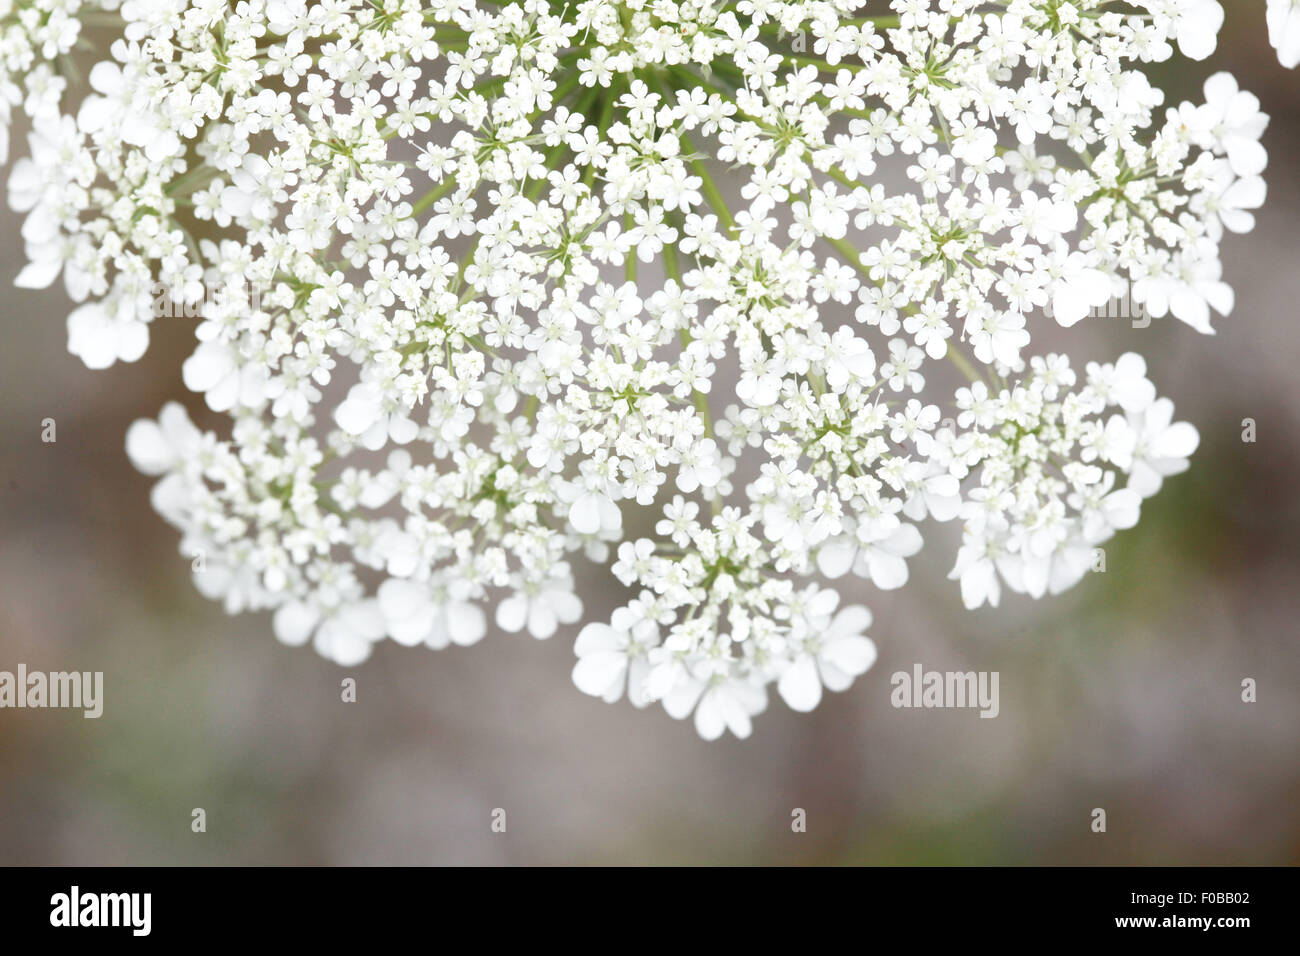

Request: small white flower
left=1087, top=353, right=1157, bottom=414
left=566, top=488, right=622, bottom=536
left=496, top=571, right=583, bottom=640
left=778, top=598, right=877, bottom=713
left=1045, top=242, right=1113, bottom=329
left=571, top=608, right=659, bottom=706
left=1160, top=0, right=1225, bottom=61
left=67, top=302, right=148, bottom=370
left=664, top=675, right=767, bottom=742
left=1133, top=248, right=1233, bottom=335
left=1267, top=0, right=1300, bottom=68
left=378, top=578, right=486, bottom=649
left=818, top=518, right=923, bottom=591
left=949, top=532, right=1012, bottom=611
left=1197, top=73, right=1269, bottom=177
left=125, top=402, right=202, bottom=475
left=1127, top=399, right=1201, bottom=498
left=276, top=600, right=385, bottom=666
left=335, top=382, right=419, bottom=450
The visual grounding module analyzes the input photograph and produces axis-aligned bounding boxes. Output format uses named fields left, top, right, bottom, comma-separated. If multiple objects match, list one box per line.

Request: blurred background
left=1, top=8, right=1297, bottom=865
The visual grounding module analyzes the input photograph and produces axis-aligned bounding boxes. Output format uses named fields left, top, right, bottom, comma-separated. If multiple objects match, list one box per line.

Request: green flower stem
left=623, top=212, right=638, bottom=282
left=821, top=234, right=872, bottom=280
left=408, top=173, right=458, bottom=218
left=662, top=231, right=680, bottom=283
left=164, top=164, right=219, bottom=198
left=584, top=83, right=619, bottom=190
left=453, top=236, right=481, bottom=297
left=664, top=243, right=722, bottom=512
left=546, top=70, right=586, bottom=114
left=679, top=134, right=735, bottom=235
left=663, top=230, right=718, bottom=430
left=755, top=15, right=900, bottom=36
left=944, top=344, right=982, bottom=384
left=783, top=55, right=865, bottom=73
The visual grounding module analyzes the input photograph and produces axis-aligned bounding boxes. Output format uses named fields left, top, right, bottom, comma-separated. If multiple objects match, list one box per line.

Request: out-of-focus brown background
left=1, top=10, right=1297, bottom=865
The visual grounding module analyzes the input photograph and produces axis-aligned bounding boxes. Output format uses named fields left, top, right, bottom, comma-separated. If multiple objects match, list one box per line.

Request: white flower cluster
left=2, top=0, right=1281, bottom=738
left=945, top=352, right=1197, bottom=609
left=0, top=0, right=113, bottom=164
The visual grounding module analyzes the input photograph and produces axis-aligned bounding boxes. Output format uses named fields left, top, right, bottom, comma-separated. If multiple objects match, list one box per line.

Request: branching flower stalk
left=1, top=0, right=1286, bottom=738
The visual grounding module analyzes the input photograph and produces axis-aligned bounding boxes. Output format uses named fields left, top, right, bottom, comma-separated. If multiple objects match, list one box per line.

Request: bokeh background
left=1, top=8, right=1297, bottom=865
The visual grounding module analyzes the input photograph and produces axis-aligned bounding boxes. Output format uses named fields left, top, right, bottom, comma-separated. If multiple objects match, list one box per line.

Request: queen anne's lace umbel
left=3, top=0, right=1282, bottom=739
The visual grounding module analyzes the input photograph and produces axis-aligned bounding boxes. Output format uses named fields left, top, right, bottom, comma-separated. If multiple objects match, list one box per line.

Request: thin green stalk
left=679, top=134, right=734, bottom=235
left=945, top=345, right=981, bottom=384
left=408, top=174, right=458, bottom=218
